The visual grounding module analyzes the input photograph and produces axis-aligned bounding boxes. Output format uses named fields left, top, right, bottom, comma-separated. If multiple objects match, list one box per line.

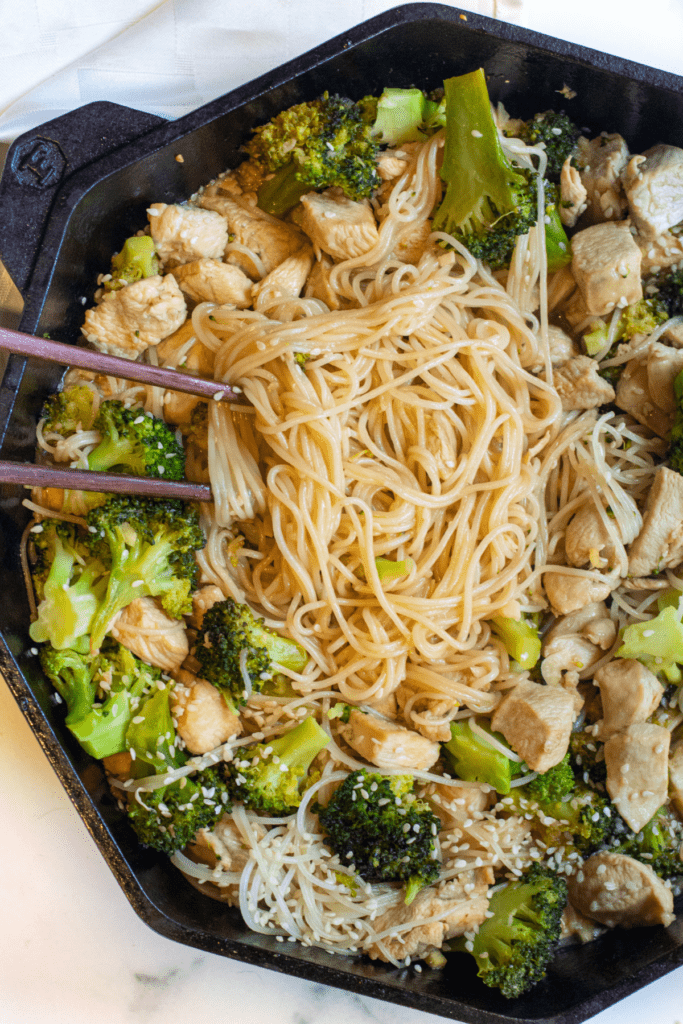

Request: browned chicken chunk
left=567, top=852, right=675, bottom=928
left=604, top=722, right=670, bottom=833
left=490, top=680, right=577, bottom=772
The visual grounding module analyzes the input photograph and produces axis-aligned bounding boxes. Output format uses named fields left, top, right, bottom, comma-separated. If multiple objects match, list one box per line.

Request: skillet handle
left=0, top=102, right=166, bottom=297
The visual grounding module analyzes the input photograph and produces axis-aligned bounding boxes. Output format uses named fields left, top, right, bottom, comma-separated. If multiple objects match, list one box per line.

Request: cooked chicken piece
left=188, top=585, right=226, bottom=629
left=172, top=668, right=241, bottom=754
left=393, top=220, right=440, bottom=265
left=251, top=246, right=314, bottom=306
left=547, top=324, right=578, bottom=366
left=646, top=342, right=683, bottom=415
left=82, top=275, right=187, bottom=359
left=296, top=189, right=379, bottom=261
left=171, top=259, right=253, bottom=307
left=664, top=319, right=683, bottom=347
left=365, top=870, right=492, bottom=962
left=567, top=852, right=675, bottom=928
left=552, top=355, right=615, bottom=411
left=394, top=685, right=458, bottom=743
left=148, top=203, right=228, bottom=267
left=425, top=782, right=490, bottom=826
left=199, top=193, right=305, bottom=277
left=594, top=659, right=664, bottom=740
left=363, top=690, right=399, bottom=718
left=562, top=285, right=593, bottom=330
left=156, top=319, right=214, bottom=374
left=490, top=680, right=577, bottom=772
left=377, top=151, right=409, bottom=181
left=576, top=133, right=630, bottom=224
left=616, top=350, right=674, bottom=439
left=570, top=221, right=643, bottom=316
left=560, top=156, right=588, bottom=228
left=304, top=254, right=342, bottom=310
left=669, top=740, right=683, bottom=816
left=338, top=709, right=440, bottom=771
left=637, top=230, right=683, bottom=275
left=621, top=145, right=683, bottom=238
left=155, top=319, right=215, bottom=424
left=543, top=571, right=613, bottom=616
left=565, top=503, right=621, bottom=570
left=111, top=596, right=188, bottom=672
left=604, top=722, right=670, bottom=833
left=628, top=466, right=683, bottom=576
left=184, top=816, right=265, bottom=905
left=560, top=902, right=604, bottom=944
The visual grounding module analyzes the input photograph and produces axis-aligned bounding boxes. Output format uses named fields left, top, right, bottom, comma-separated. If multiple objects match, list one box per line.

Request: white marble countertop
left=3, top=2, right=683, bottom=1023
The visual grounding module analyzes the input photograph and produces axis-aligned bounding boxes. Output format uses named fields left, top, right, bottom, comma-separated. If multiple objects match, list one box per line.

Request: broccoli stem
left=442, top=718, right=519, bottom=793
left=258, top=161, right=312, bottom=217
left=371, top=88, right=427, bottom=145
left=490, top=615, right=541, bottom=669
left=543, top=190, right=572, bottom=271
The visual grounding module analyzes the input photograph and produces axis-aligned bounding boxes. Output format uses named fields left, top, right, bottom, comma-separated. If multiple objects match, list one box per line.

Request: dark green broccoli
left=432, top=69, right=538, bottom=270
left=569, top=729, right=607, bottom=789
left=610, top=806, right=683, bottom=880
left=450, top=864, right=567, bottom=999
left=247, top=93, right=380, bottom=216
left=516, top=110, right=581, bottom=181
left=503, top=777, right=616, bottom=856
left=41, top=385, right=97, bottom=435
left=124, top=682, right=231, bottom=853
left=85, top=495, right=204, bottom=652
left=87, top=400, right=185, bottom=480
left=525, top=753, right=575, bottom=804
left=442, top=718, right=521, bottom=795
left=105, top=235, right=159, bottom=292
left=127, top=765, right=231, bottom=854
left=194, top=598, right=308, bottom=709
left=669, top=369, right=683, bottom=475
left=317, top=771, right=441, bottom=904
left=29, top=520, right=108, bottom=650
left=653, top=265, right=683, bottom=318
left=39, top=638, right=161, bottom=758
left=226, top=716, right=329, bottom=815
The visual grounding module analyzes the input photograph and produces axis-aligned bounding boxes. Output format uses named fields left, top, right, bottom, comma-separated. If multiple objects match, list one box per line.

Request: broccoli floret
left=29, top=520, right=108, bottom=650
left=569, top=729, right=608, bottom=790
left=450, top=864, right=567, bottom=999
left=226, top=716, right=329, bottom=815
left=370, top=88, right=429, bottom=145
left=125, top=682, right=231, bottom=852
left=39, top=638, right=161, bottom=758
left=317, top=770, right=441, bottom=904
left=247, top=93, right=380, bottom=217
left=616, top=598, right=683, bottom=683
left=432, top=69, right=538, bottom=270
left=614, top=806, right=683, bottom=880
left=490, top=614, right=542, bottom=670
left=525, top=753, right=575, bottom=804
left=669, top=369, right=683, bottom=475
left=194, top=598, right=307, bottom=709
left=85, top=495, right=204, bottom=652
left=128, top=765, right=231, bottom=854
left=504, top=774, right=616, bottom=856
left=653, top=265, right=683, bottom=318
left=86, top=400, right=185, bottom=480
left=105, top=235, right=159, bottom=292
left=41, top=385, right=98, bottom=435
left=442, top=718, right=521, bottom=795
left=517, top=110, right=581, bottom=181
left=584, top=298, right=668, bottom=357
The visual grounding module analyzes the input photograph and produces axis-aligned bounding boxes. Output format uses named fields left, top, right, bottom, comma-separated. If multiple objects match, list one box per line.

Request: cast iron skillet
left=1, top=5, right=682, bottom=1021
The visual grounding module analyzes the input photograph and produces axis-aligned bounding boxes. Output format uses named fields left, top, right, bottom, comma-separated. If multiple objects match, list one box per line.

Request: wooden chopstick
left=0, top=326, right=248, bottom=405
left=0, top=461, right=212, bottom=502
